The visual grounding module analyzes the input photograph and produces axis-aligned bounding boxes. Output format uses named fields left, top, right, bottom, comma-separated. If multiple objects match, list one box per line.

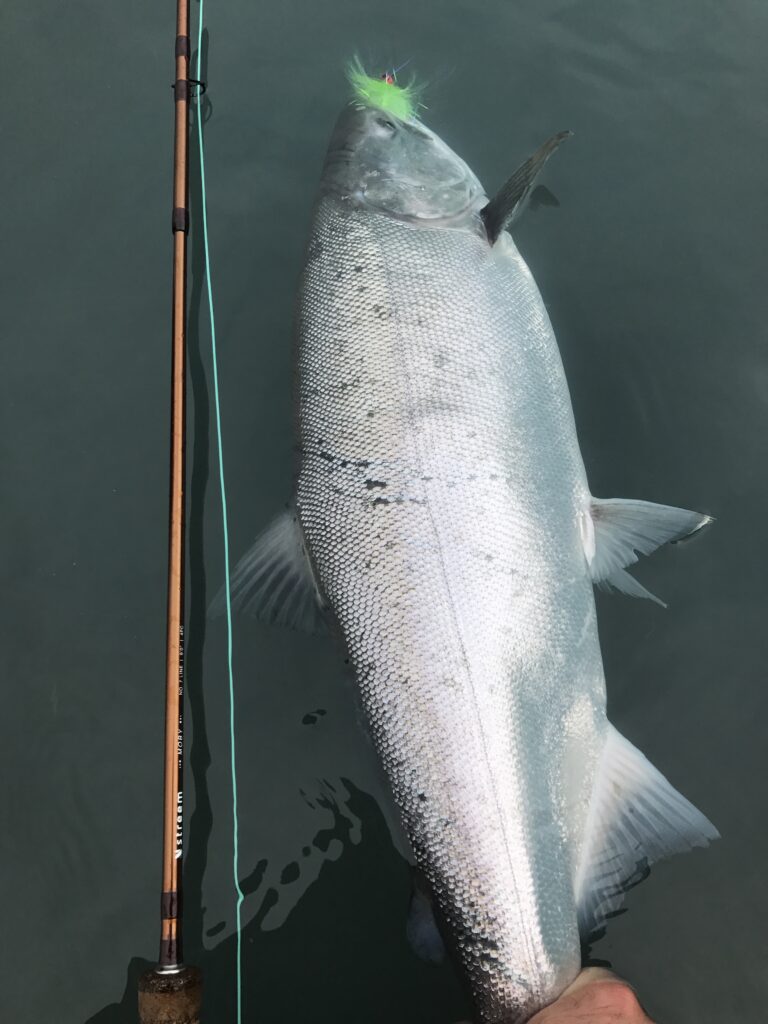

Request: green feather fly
left=346, top=57, right=422, bottom=121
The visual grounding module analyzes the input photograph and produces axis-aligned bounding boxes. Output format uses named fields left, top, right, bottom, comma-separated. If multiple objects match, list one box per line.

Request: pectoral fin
left=481, top=130, right=571, bottom=244
left=210, top=507, right=327, bottom=633
left=575, top=724, right=718, bottom=941
left=580, top=497, right=712, bottom=606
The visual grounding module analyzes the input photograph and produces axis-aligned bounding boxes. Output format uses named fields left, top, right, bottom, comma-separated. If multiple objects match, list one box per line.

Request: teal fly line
left=194, top=2, right=245, bottom=1020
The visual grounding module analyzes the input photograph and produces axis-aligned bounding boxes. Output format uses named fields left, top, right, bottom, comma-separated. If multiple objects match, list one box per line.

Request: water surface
left=2, top=1, right=766, bottom=1021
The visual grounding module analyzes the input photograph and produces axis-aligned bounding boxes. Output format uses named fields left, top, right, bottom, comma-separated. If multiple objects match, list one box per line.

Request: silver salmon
left=226, top=72, right=718, bottom=1022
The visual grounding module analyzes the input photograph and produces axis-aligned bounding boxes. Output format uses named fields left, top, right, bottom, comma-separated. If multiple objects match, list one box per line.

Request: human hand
left=528, top=968, right=653, bottom=1023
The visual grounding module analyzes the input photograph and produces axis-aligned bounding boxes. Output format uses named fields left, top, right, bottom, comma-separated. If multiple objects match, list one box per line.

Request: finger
left=528, top=967, right=652, bottom=1023
left=559, top=966, right=622, bottom=994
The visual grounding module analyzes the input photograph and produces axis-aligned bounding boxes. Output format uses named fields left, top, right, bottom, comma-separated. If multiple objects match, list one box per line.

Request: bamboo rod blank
left=138, top=1, right=202, bottom=1020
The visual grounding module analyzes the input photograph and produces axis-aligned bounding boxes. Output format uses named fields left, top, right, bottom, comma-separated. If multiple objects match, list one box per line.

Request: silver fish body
left=230, top=101, right=716, bottom=1023
left=295, top=124, right=600, bottom=1019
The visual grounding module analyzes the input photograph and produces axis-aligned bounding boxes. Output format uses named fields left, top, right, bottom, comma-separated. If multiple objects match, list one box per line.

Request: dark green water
left=3, top=1, right=766, bottom=1021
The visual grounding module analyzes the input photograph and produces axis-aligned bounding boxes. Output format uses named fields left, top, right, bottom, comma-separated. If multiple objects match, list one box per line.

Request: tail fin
left=575, top=724, right=718, bottom=941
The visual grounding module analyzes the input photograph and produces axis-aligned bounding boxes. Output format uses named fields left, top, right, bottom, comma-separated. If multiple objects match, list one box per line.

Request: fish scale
left=295, top=194, right=600, bottom=1020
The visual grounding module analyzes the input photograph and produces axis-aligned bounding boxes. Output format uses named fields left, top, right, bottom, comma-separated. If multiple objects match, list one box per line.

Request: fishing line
left=194, top=1, right=245, bottom=1020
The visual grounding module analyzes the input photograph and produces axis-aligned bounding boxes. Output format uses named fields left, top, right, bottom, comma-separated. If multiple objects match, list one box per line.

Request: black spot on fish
left=302, top=846, right=311, bottom=858
left=366, top=410, right=375, bottom=418
left=365, top=479, right=387, bottom=489
left=417, top=793, right=428, bottom=803
left=356, top=284, right=367, bottom=293
left=318, top=451, right=334, bottom=463
left=354, top=265, right=363, bottom=273
left=354, top=459, right=371, bottom=468
left=372, top=497, right=390, bottom=506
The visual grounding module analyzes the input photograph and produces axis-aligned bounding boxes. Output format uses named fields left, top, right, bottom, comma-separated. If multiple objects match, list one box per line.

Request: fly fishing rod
left=138, top=1, right=202, bottom=1020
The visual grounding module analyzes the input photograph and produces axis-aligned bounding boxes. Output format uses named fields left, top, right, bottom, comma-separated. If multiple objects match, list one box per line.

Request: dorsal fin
left=481, top=130, right=571, bottom=244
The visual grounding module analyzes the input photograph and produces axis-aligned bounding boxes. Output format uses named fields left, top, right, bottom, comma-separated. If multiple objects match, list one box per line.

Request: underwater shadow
left=86, top=784, right=468, bottom=1024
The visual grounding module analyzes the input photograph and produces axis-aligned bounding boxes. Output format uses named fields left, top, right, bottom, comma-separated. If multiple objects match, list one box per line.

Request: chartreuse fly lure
left=346, top=58, right=422, bottom=121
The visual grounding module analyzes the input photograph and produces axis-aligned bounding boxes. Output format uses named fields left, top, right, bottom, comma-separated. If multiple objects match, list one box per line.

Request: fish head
left=321, top=104, right=486, bottom=225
